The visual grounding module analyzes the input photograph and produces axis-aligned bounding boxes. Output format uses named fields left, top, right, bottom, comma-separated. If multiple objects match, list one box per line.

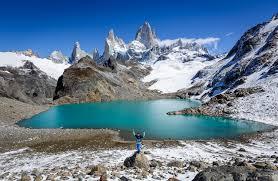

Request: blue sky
left=0, top=0, right=277, bottom=57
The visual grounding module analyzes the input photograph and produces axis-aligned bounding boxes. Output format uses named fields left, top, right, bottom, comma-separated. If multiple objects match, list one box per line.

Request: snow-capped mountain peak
left=135, top=21, right=158, bottom=48
left=70, top=41, right=91, bottom=64
left=48, top=50, right=69, bottom=64
left=103, top=29, right=127, bottom=60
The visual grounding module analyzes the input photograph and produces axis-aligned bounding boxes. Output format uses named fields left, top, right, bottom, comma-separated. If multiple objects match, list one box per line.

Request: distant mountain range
left=0, top=14, right=277, bottom=107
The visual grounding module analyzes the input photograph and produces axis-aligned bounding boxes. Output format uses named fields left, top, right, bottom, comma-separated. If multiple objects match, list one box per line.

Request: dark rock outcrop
left=0, top=61, right=56, bottom=104
left=53, top=56, right=164, bottom=104
left=193, top=164, right=278, bottom=181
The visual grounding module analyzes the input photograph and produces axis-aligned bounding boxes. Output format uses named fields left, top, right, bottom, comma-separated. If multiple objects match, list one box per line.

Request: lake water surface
left=18, top=99, right=273, bottom=140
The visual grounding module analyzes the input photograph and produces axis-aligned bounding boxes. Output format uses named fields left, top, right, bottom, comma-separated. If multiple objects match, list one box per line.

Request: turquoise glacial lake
left=18, top=99, right=273, bottom=140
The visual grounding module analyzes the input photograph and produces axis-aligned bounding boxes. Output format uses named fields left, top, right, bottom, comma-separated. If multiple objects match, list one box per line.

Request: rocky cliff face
left=0, top=61, right=57, bottom=104
left=135, top=22, right=158, bottom=48
left=53, top=56, right=163, bottom=104
left=103, top=30, right=128, bottom=61
left=69, top=42, right=92, bottom=64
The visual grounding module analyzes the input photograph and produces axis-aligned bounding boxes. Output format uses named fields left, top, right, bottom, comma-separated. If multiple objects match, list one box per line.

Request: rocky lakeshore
left=0, top=96, right=123, bottom=153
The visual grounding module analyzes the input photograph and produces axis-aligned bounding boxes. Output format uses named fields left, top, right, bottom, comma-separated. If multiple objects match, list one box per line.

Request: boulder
left=34, top=175, right=43, bottom=181
left=135, top=153, right=150, bottom=171
left=190, top=161, right=208, bottom=170
left=124, top=152, right=150, bottom=171
left=192, top=165, right=278, bottom=181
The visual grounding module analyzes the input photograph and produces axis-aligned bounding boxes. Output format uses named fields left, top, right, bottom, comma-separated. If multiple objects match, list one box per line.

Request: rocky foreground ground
left=0, top=95, right=277, bottom=180
left=1, top=129, right=278, bottom=181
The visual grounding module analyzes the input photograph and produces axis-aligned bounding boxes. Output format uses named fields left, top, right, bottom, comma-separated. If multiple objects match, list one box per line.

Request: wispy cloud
left=225, top=32, right=234, bottom=37
left=194, top=37, right=220, bottom=49
left=159, top=37, right=220, bottom=49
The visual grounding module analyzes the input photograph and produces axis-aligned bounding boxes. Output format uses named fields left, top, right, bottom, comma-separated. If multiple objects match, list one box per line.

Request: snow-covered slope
left=195, top=13, right=278, bottom=97
left=0, top=52, right=69, bottom=79
left=174, top=14, right=278, bottom=125
left=142, top=55, right=218, bottom=93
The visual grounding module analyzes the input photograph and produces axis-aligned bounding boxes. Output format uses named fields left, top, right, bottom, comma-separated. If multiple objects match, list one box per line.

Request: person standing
left=133, top=129, right=145, bottom=153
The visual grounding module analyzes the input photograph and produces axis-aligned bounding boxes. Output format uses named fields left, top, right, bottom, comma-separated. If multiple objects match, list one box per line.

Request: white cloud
left=225, top=32, right=234, bottom=37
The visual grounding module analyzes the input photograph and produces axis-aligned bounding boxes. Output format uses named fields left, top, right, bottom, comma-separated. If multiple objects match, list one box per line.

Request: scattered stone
left=188, top=165, right=197, bottom=172
left=190, top=161, right=208, bottom=170
left=168, top=177, right=181, bottom=181
left=99, top=174, right=108, bottom=181
left=167, top=160, right=184, bottom=168
left=31, top=168, right=41, bottom=177
left=253, top=161, right=277, bottom=170
left=120, top=176, right=131, bottom=181
left=21, top=172, right=31, bottom=181
left=212, top=161, right=220, bottom=167
left=238, top=148, right=246, bottom=152
left=150, top=159, right=163, bottom=168
left=152, top=175, right=161, bottom=180
left=88, top=165, right=107, bottom=176
left=34, top=175, right=43, bottom=181
left=144, top=150, right=151, bottom=155
left=111, top=171, right=120, bottom=178
left=235, top=161, right=257, bottom=171
left=0, top=172, right=10, bottom=179
left=46, top=174, right=56, bottom=180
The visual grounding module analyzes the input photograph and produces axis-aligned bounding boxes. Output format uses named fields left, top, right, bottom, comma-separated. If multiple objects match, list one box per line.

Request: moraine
left=17, top=99, right=273, bottom=140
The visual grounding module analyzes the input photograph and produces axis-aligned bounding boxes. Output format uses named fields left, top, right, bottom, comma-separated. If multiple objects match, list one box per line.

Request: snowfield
left=0, top=52, right=69, bottom=79
left=231, top=73, right=278, bottom=126
left=143, top=58, right=218, bottom=93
